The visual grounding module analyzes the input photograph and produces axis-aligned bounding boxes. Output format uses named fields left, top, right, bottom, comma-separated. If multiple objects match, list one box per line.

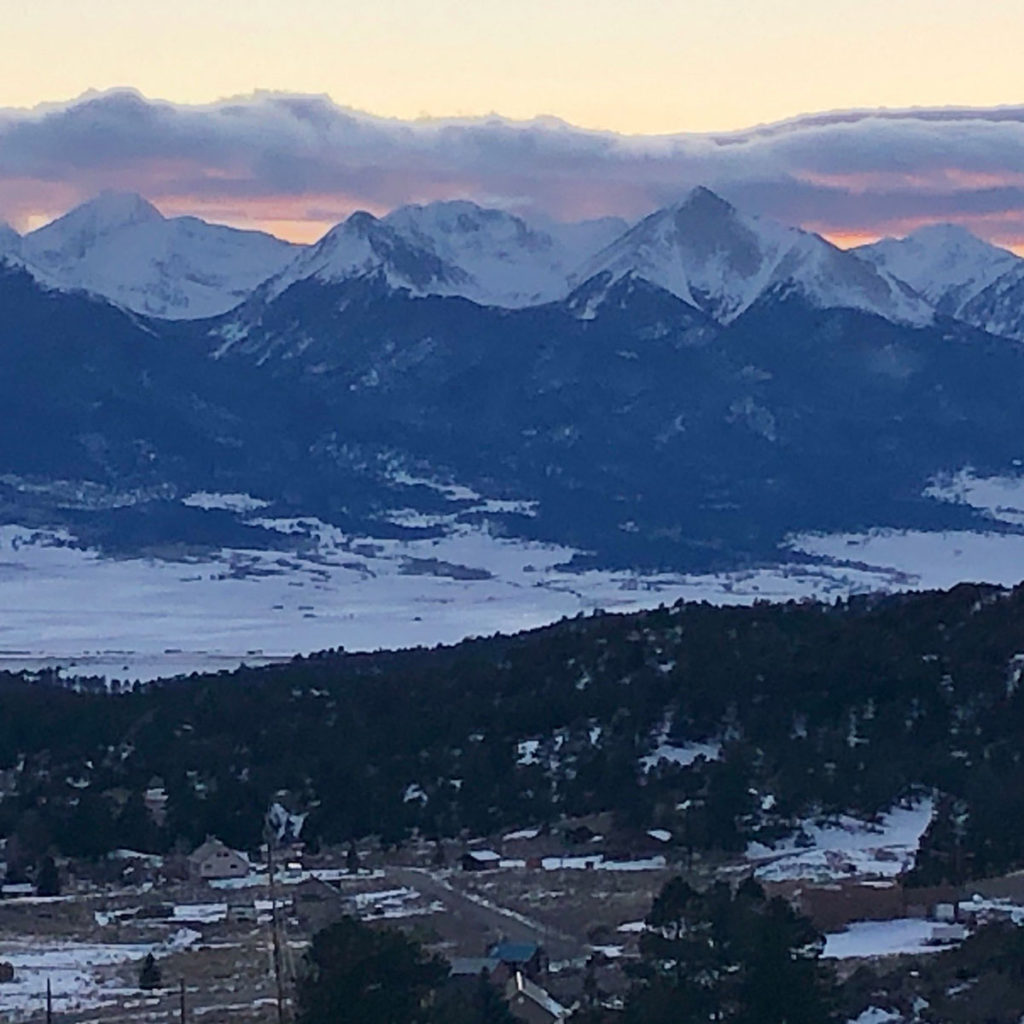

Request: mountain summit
left=856, top=223, right=1022, bottom=317
left=262, top=209, right=471, bottom=301
left=20, top=192, right=298, bottom=319
left=572, top=187, right=932, bottom=326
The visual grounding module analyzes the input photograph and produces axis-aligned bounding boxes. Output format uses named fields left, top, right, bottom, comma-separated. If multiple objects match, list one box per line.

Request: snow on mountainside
left=263, top=201, right=627, bottom=308
left=0, top=220, right=22, bottom=259
left=572, top=187, right=933, bottom=326
left=261, top=210, right=471, bottom=302
left=383, top=201, right=625, bottom=307
left=21, top=192, right=298, bottom=319
left=856, top=224, right=1022, bottom=317
left=958, top=263, right=1024, bottom=343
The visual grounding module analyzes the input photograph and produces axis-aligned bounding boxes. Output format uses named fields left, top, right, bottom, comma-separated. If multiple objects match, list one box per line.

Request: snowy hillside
left=262, top=209, right=471, bottom=301
left=0, top=220, right=22, bottom=259
left=264, top=201, right=627, bottom=308
left=856, top=224, right=1022, bottom=317
left=572, top=187, right=933, bottom=326
left=958, top=262, right=1024, bottom=342
left=21, top=192, right=298, bottom=319
left=383, top=200, right=623, bottom=307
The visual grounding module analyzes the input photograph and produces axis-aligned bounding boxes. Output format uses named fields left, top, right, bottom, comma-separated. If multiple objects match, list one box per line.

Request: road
left=385, top=866, right=582, bottom=962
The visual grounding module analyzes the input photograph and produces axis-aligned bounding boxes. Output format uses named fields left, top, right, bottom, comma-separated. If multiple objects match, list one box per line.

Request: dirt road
left=385, top=867, right=582, bottom=962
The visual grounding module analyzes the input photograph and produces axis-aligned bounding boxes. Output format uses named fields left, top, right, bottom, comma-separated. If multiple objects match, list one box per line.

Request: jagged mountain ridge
left=3, top=241, right=1024, bottom=569
left=858, top=224, right=1022, bottom=314
left=17, top=186, right=1024, bottom=335
left=572, top=187, right=932, bottom=326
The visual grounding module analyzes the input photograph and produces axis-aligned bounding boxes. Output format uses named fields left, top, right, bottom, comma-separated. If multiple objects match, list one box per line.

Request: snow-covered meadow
left=0, top=929, right=199, bottom=1020
left=2, top=469, right=1024, bottom=681
left=748, top=798, right=935, bottom=883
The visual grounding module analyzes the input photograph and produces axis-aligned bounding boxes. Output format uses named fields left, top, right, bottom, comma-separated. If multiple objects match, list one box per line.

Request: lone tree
left=138, top=953, right=162, bottom=991
left=296, top=917, right=448, bottom=1024
left=35, top=855, right=60, bottom=898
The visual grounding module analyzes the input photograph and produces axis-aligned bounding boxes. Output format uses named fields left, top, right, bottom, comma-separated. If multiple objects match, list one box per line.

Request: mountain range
left=4, top=186, right=1023, bottom=336
left=3, top=187, right=1024, bottom=571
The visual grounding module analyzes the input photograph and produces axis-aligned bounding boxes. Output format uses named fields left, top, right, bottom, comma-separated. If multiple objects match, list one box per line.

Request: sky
left=2, top=0, right=1024, bottom=247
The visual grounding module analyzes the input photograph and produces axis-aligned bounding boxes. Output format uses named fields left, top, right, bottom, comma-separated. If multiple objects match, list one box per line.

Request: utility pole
left=180, top=976, right=186, bottom=1023
left=266, top=811, right=289, bottom=1024
left=46, top=977, right=52, bottom=1024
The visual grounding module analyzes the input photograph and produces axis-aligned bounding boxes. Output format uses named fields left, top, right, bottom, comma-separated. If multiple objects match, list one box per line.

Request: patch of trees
left=3, top=581, right=1024, bottom=880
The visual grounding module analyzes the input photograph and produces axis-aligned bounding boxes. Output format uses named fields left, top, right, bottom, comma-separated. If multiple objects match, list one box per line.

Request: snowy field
left=0, top=518, right=900, bottom=682
left=748, top=798, right=934, bottom=882
left=2, top=469, right=1024, bottom=681
left=0, top=929, right=199, bottom=1020
left=823, top=918, right=944, bottom=959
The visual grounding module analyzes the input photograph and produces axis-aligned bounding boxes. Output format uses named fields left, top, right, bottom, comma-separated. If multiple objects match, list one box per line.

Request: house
left=506, top=971, right=569, bottom=1024
left=462, top=849, right=502, bottom=872
left=227, top=900, right=259, bottom=924
left=291, top=877, right=351, bottom=933
left=188, top=837, right=250, bottom=882
left=489, top=941, right=547, bottom=980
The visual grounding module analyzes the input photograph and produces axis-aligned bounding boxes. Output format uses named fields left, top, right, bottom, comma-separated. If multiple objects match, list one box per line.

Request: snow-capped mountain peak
left=381, top=199, right=621, bottom=307
left=28, top=191, right=163, bottom=261
left=572, top=187, right=933, bottom=326
left=856, top=224, right=1022, bottom=316
left=19, top=193, right=298, bottom=319
left=263, top=209, right=470, bottom=301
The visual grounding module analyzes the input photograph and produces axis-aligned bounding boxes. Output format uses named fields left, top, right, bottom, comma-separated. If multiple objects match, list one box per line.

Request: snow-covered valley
left=4, top=498, right=1024, bottom=681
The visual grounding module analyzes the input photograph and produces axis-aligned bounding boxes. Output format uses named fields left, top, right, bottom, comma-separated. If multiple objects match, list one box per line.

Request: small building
left=930, top=922, right=967, bottom=944
left=227, top=900, right=259, bottom=924
left=0, top=962, right=15, bottom=984
left=0, top=883, right=35, bottom=899
left=291, top=877, right=350, bottom=933
left=506, top=971, right=569, bottom=1024
left=462, top=850, right=502, bottom=872
left=188, top=837, right=250, bottom=882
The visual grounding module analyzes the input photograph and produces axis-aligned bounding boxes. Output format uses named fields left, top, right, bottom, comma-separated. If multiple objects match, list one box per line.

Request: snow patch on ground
left=182, top=492, right=271, bottom=514
left=789, top=528, right=1024, bottom=591
left=749, top=798, right=934, bottom=882
left=640, top=741, right=721, bottom=773
left=5, top=512, right=1024, bottom=679
left=823, top=918, right=945, bottom=959
left=0, top=929, right=199, bottom=1020
left=925, top=469, right=1024, bottom=528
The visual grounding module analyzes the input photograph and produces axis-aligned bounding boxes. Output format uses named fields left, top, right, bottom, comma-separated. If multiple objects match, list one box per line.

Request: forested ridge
left=3, top=581, right=1024, bottom=882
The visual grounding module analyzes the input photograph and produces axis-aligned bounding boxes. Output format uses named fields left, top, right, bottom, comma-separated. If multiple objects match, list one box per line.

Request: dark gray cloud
left=3, top=89, right=1024, bottom=243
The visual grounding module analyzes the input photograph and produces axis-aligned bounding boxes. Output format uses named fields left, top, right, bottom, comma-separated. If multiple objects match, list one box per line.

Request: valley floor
left=3, top=520, right=1024, bottom=681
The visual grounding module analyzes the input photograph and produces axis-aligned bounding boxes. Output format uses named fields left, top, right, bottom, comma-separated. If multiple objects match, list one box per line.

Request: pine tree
left=138, top=953, right=162, bottom=991
left=35, top=855, right=60, bottom=898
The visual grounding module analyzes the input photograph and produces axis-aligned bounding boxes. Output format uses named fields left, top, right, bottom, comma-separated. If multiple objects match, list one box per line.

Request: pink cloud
left=3, top=90, right=1024, bottom=248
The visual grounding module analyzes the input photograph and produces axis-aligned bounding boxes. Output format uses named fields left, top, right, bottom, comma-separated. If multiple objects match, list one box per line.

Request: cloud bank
left=3, top=89, right=1024, bottom=246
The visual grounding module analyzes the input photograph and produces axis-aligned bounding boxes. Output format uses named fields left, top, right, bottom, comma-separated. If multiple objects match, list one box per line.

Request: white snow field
left=2, top=469, right=1024, bottom=681
left=822, top=918, right=944, bottom=960
left=747, top=798, right=934, bottom=883
left=0, top=929, right=199, bottom=1020
left=0, top=516, right=903, bottom=682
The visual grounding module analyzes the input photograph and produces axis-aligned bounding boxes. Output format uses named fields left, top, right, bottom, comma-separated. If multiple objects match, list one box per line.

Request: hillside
left=3, top=581, right=1024, bottom=885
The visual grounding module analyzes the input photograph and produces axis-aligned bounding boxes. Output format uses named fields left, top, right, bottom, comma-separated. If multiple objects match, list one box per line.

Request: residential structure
left=187, top=837, right=250, bottom=882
